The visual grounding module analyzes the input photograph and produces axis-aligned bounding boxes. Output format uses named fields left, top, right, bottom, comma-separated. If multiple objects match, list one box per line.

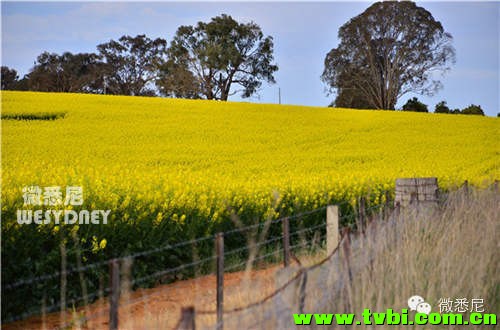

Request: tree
left=322, top=1, right=455, bottom=110
left=27, top=52, right=104, bottom=93
left=97, top=34, right=167, bottom=96
left=333, top=86, right=372, bottom=109
left=461, top=104, right=484, bottom=116
left=1, top=66, right=19, bottom=90
left=434, top=100, right=450, bottom=113
left=158, top=14, right=278, bottom=101
left=402, top=97, right=428, bottom=112
left=331, top=67, right=372, bottom=108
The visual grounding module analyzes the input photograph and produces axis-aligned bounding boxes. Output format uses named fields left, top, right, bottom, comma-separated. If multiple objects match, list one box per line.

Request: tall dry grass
left=183, top=187, right=499, bottom=329
left=322, top=187, right=499, bottom=329
left=9, top=188, right=497, bottom=329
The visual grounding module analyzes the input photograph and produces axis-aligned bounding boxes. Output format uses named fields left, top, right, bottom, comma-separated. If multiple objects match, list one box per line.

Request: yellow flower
left=99, top=239, right=107, bottom=250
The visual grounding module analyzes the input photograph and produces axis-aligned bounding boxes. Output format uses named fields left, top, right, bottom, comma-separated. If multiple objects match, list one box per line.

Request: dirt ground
left=4, top=266, right=280, bottom=330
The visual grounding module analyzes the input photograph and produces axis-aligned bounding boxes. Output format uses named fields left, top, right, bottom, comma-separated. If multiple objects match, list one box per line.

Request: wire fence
left=80, top=201, right=385, bottom=329
left=2, top=200, right=354, bottom=325
left=4, top=181, right=492, bottom=329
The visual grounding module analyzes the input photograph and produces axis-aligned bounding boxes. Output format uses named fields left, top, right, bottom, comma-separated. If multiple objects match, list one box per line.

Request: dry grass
left=5, top=188, right=498, bottom=329
left=326, top=187, right=499, bottom=329
left=188, top=187, right=499, bottom=329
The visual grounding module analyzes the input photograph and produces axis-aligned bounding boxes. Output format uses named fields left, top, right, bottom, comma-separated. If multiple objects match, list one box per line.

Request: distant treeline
left=0, top=3, right=494, bottom=115
left=1, top=14, right=278, bottom=102
left=400, top=98, right=486, bottom=116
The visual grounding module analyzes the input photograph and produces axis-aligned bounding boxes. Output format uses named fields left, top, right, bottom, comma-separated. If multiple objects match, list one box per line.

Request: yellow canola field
left=1, top=91, right=499, bottom=223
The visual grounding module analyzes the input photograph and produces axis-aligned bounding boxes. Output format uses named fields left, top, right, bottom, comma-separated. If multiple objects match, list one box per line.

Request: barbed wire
left=2, top=286, right=110, bottom=325
left=23, top=187, right=483, bottom=329
left=206, top=215, right=382, bottom=329
left=289, top=222, right=327, bottom=237
left=3, top=260, right=109, bottom=291
left=4, top=204, right=337, bottom=291
left=64, top=228, right=333, bottom=329
left=196, top=229, right=348, bottom=316
left=131, top=255, right=217, bottom=287
left=3, top=233, right=216, bottom=291
left=4, top=198, right=396, bottom=327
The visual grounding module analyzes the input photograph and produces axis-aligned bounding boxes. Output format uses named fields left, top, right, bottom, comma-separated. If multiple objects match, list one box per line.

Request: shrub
left=461, top=104, right=484, bottom=116
left=402, top=97, right=428, bottom=112
left=434, top=101, right=450, bottom=114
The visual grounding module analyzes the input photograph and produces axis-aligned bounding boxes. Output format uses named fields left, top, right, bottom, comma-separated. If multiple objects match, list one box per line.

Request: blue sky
left=1, top=1, right=499, bottom=116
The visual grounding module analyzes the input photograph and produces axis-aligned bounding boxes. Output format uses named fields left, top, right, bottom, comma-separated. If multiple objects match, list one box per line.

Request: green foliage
left=461, top=104, right=485, bottom=116
left=1, top=112, right=66, bottom=120
left=322, top=1, right=455, bottom=110
left=157, top=14, right=278, bottom=101
left=440, top=104, right=486, bottom=116
left=434, top=100, right=451, bottom=113
left=402, top=97, right=429, bottom=112
left=97, top=34, right=167, bottom=96
left=27, top=52, right=104, bottom=93
left=1, top=66, right=19, bottom=90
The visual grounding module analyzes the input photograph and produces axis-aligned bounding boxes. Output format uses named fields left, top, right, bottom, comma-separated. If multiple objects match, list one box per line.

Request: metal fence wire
left=3, top=186, right=439, bottom=329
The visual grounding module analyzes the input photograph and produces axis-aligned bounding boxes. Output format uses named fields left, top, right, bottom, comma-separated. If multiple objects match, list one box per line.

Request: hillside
left=2, top=90, right=499, bottom=321
left=2, top=91, right=498, bottom=207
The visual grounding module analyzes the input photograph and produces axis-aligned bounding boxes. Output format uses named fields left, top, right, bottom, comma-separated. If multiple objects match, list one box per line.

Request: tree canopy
left=157, top=14, right=278, bottom=101
left=26, top=52, right=103, bottom=93
left=402, top=97, right=428, bottom=112
left=1, top=66, right=19, bottom=90
left=97, top=34, right=167, bottom=96
left=461, top=104, right=484, bottom=116
left=322, top=1, right=455, bottom=110
left=434, top=100, right=451, bottom=113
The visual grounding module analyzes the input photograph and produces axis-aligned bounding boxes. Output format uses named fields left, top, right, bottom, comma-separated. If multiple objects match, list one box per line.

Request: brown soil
left=3, top=266, right=279, bottom=330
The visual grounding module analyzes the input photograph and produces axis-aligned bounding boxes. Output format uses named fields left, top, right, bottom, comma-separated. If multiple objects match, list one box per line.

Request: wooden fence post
left=177, top=306, right=196, bottom=330
left=216, top=233, right=224, bottom=330
left=282, top=217, right=291, bottom=267
left=298, top=271, right=307, bottom=314
left=326, top=206, right=339, bottom=255
left=109, top=259, right=120, bottom=330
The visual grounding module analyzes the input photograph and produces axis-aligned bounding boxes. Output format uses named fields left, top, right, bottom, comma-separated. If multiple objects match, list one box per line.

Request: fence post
left=326, top=206, right=339, bottom=255
left=109, top=259, right=120, bottom=330
left=177, top=306, right=196, bottom=330
left=358, top=197, right=366, bottom=235
left=282, top=217, right=291, bottom=267
left=395, top=178, right=438, bottom=211
left=298, top=271, right=307, bottom=314
left=216, top=233, right=224, bottom=330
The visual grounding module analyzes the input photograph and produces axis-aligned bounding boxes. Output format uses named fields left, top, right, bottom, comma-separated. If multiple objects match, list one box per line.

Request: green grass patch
left=1, top=112, right=66, bottom=121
